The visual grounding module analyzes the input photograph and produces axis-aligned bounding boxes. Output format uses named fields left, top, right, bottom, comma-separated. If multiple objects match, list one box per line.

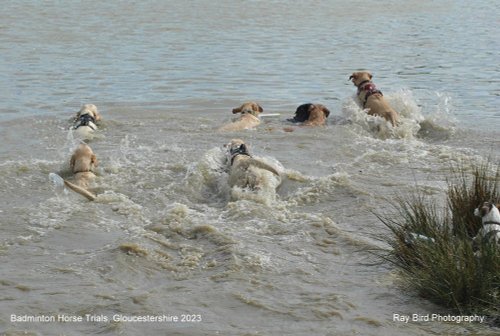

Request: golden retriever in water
left=288, top=103, right=330, bottom=126
left=72, top=104, right=102, bottom=139
left=218, top=102, right=264, bottom=132
left=225, top=139, right=281, bottom=191
left=63, top=143, right=98, bottom=200
left=349, top=71, right=399, bottom=126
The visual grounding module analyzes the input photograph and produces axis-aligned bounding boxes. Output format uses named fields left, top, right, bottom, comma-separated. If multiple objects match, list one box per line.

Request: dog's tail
left=63, top=180, right=96, bottom=201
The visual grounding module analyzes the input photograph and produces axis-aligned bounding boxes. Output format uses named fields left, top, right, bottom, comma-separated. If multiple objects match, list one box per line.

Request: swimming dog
left=473, top=202, right=500, bottom=249
left=349, top=71, right=399, bottom=126
left=72, top=104, right=101, bottom=139
left=63, top=143, right=98, bottom=201
left=288, top=103, right=330, bottom=126
left=218, top=102, right=263, bottom=132
left=225, top=139, right=281, bottom=191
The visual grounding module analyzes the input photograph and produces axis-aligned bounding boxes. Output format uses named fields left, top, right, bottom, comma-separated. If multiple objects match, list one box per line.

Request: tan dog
left=288, top=103, right=330, bottom=126
left=349, top=71, right=399, bottom=126
left=72, top=104, right=102, bottom=139
left=64, top=143, right=98, bottom=200
left=218, top=102, right=263, bottom=132
left=225, top=139, right=281, bottom=190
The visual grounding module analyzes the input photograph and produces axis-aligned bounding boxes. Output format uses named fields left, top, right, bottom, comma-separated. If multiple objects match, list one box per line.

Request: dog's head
left=289, top=103, right=330, bottom=123
left=474, top=201, right=500, bottom=218
left=225, top=139, right=250, bottom=162
left=232, top=102, right=263, bottom=116
left=349, top=71, right=373, bottom=87
left=76, top=104, right=101, bottom=122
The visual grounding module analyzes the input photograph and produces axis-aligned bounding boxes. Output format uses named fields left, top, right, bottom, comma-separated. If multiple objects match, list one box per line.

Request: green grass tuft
left=377, top=159, right=500, bottom=320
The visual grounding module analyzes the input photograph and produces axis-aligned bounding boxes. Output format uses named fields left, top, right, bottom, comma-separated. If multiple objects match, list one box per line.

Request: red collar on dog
left=357, top=80, right=383, bottom=107
left=356, top=80, right=371, bottom=89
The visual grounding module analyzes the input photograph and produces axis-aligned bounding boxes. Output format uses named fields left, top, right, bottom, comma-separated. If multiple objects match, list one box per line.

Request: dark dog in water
left=287, top=103, right=330, bottom=126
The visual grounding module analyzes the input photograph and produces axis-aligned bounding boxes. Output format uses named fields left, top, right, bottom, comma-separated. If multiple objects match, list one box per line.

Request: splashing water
left=342, top=89, right=457, bottom=140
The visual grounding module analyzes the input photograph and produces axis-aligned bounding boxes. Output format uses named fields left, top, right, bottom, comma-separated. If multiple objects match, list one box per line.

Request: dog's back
left=62, top=143, right=98, bottom=200
left=226, top=139, right=281, bottom=190
left=71, top=144, right=95, bottom=172
left=72, top=104, right=101, bottom=139
left=350, top=71, right=399, bottom=126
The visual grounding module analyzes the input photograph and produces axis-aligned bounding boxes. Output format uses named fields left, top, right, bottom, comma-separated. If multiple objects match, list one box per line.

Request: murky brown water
left=1, top=1, right=499, bottom=335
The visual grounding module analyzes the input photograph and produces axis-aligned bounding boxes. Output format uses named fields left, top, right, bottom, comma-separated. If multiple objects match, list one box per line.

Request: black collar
left=483, top=221, right=500, bottom=226
left=74, top=114, right=96, bottom=130
left=230, top=144, right=251, bottom=165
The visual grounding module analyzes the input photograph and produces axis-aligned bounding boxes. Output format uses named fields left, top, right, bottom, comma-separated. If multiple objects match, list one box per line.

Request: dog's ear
left=256, top=103, right=263, bottom=112
left=91, top=154, right=98, bottom=167
left=232, top=107, right=242, bottom=114
left=369, top=73, right=373, bottom=80
left=320, top=105, right=330, bottom=118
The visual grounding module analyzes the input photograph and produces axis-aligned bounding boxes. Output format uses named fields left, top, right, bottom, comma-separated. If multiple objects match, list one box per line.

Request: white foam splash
left=185, top=146, right=285, bottom=205
left=48, top=172, right=68, bottom=195
left=184, top=146, right=230, bottom=202
left=49, top=172, right=65, bottom=187
left=342, top=89, right=456, bottom=140
left=417, top=92, right=457, bottom=139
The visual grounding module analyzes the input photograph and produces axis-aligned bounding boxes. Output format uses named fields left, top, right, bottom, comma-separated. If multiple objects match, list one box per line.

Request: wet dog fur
left=72, top=104, right=101, bottom=139
left=225, top=139, right=280, bottom=190
left=63, top=143, right=98, bottom=200
left=218, top=102, right=264, bottom=132
left=349, top=71, right=399, bottom=126
left=288, top=103, right=330, bottom=126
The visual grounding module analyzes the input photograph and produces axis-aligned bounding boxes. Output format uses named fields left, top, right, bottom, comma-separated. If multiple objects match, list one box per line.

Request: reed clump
left=377, top=160, right=499, bottom=320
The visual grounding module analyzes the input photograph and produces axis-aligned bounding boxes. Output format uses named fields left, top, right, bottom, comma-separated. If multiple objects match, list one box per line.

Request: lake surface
left=0, top=0, right=499, bottom=335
